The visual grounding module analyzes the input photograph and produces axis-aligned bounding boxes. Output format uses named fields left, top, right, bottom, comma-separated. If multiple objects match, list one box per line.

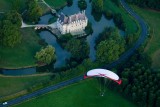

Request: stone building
left=57, top=11, right=88, bottom=35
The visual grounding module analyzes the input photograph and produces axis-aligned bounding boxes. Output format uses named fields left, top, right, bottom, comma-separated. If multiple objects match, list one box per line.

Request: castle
left=57, top=11, right=88, bottom=35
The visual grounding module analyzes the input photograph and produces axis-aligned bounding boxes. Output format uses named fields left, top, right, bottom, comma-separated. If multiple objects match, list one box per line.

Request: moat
left=2, top=0, right=124, bottom=75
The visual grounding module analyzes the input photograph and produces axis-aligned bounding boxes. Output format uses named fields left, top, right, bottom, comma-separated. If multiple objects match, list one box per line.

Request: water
left=2, top=0, right=124, bottom=75
left=60, top=0, right=117, bottom=60
left=39, top=31, right=71, bottom=68
left=38, top=14, right=53, bottom=24
left=2, top=68, right=36, bottom=76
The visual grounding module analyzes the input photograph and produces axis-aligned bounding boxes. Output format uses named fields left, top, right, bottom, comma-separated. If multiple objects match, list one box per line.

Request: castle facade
left=57, top=11, right=88, bottom=35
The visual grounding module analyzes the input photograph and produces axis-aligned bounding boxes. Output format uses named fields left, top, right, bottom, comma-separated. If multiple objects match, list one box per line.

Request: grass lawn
left=15, top=79, right=136, bottom=107
left=44, top=0, right=67, bottom=9
left=131, top=5, right=160, bottom=69
left=0, top=74, right=51, bottom=97
left=104, top=0, right=138, bottom=34
left=0, top=28, right=42, bottom=69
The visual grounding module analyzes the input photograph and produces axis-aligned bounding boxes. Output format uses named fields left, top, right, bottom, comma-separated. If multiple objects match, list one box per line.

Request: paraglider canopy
left=84, top=69, right=122, bottom=85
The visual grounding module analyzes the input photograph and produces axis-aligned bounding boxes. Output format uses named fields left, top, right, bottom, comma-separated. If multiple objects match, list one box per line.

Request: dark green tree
left=85, top=21, right=93, bottom=35
left=4, top=10, right=21, bottom=27
left=25, top=0, right=42, bottom=23
left=92, top=0, right=103, bottom=13
left=113, top=13, right=126, bottom=31
left=35, top=45, right=56, bottom=64
left=78, top=0, right=87, bottom=10
left=12, top=0, right=21, bottom=12
left=65, top=38, right=89, bottom=61
left=156, top=97, right=160, bottom=107
left=96, top=39, right=120, bottom=63
left=67, top=0, right=73, bottom=7
left=1, top=20, right=21, bottom=47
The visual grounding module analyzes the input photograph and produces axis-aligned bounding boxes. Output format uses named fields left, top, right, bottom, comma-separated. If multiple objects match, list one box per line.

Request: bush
left=113, top=13, right=126, bottom=31
left=67, top=0, right=73, bottom=7
left=78, top=0, right=87, bottom=10
left=85, top=21, right=93, bottom=35
left=103, top=10, right=113, bottom=20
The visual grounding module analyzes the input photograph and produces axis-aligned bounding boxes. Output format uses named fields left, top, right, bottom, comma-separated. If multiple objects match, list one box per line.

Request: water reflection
left=39, top=31, right=71, bottom=68
left=2, top=0, right=124, bottom=75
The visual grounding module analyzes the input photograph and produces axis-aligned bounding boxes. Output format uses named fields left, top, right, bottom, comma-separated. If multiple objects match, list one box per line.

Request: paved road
left=103, top=0, right=148, bottom=69
left=0, top=0, right=148, bottom=106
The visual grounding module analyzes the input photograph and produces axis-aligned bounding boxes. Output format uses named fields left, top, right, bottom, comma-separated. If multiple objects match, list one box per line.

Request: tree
left=96, top=27, right=125, bottom=64
left=85, top=21, right=93, bottom=35
left=78, top=0, right=87, bottom=10
left=126, top=0, right=160, bottom=10
left=67, top=0, right=73, bottom=7
left=113, top=13, right=126, bottom=31
left=25, top=0, right=42, bottom=23
left=0, top=11, right=22, bottom=47
left=4, top=10, right=21, bottom=27
left=103, top=10, right=113, bottom=20
left=156, top=97, right=160, bottom=107
left=12, top=0, right=21, bottom=12
left=92, top=0, right=103, bottom=13
left=35, top=45, right=56, bottom=64
left=65, top=38, right=89, bottom=61
left=111, top=0, right=120, bottom=6
left=1, top=20, right=21, bottom=47
left=96, top=39, right=120, bottom=63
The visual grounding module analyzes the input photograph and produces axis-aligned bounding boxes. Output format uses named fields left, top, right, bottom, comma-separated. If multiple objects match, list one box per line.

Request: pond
left=2, top=0, right=124, bottom=75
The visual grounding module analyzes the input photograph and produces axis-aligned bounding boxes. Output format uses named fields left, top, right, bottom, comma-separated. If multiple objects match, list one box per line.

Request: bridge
left=21, top=20, right=57, bottom=29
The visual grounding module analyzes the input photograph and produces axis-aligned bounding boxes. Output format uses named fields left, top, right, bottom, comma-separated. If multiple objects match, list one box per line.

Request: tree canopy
left=126, top=0, right=160, bottom=10
left=65, top=38, right=89, bottom=61
left=0, top=11, right=22, bottom=47
left=24, top=0, right=42, bottom=23
left=35, top=45, right=56, bottom=65
left=96, top=28, right=125, bottom=63
left=92, top=0, right=103, bottom=13
left=78, top=0, right=87, bottom=10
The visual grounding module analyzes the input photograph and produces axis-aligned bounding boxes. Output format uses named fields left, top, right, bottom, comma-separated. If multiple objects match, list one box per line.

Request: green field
left=131, top=6, right=160, bottom=69
left=44, top=0, right=67, bottom=9
left=0, top=74, right=51, bottom=98
left=0, top=28, right=42, bottom=69
left=16, top=79, right=136, bottom=107
left=104, top=0, right=138, bottom=34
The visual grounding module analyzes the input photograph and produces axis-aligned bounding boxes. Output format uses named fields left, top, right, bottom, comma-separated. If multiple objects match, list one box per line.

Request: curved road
left=0, top=0, right=148, bottom=106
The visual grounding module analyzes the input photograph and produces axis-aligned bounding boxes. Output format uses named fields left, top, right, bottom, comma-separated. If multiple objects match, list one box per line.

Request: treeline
left=108, top=50, right=160, bottom=107
left=126, top=0, right=160, bottom=10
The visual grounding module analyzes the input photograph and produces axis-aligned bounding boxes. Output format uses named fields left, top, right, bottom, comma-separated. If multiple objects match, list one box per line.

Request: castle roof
left=58, top=11, right=87, bottom=25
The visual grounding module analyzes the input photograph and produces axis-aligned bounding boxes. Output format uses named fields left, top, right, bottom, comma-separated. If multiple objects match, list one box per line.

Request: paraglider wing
left=84, top=69, right=122, bottom=85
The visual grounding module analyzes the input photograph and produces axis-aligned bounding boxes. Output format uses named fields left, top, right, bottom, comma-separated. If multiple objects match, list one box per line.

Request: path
left=0, top=0, right=148, bottom=106
left=21, top=20, right=57, bottom=29
left=41, top=0, right=56, bottom=13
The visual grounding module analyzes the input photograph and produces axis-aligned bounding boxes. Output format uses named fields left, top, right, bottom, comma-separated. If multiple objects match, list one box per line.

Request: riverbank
left=131, top=5, right=160, bottom=69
